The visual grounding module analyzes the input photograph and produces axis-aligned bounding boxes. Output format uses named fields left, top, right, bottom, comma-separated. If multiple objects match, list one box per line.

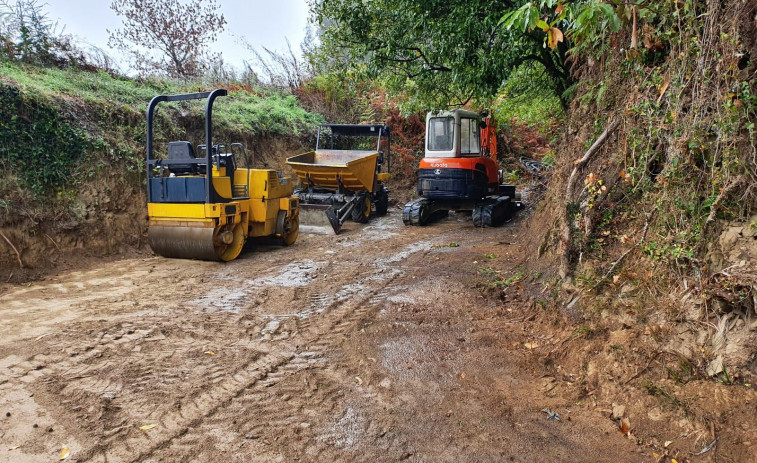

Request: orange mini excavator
left=403, top=109, right=521, bottom=227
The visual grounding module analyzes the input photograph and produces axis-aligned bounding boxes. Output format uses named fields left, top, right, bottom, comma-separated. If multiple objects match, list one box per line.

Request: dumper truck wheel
left=351, top=196, right=371, bottom=223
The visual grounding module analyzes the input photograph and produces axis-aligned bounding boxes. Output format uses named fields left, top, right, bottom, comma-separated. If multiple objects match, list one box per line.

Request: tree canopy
left=310, top=0, right=643, bottom=110
left=311, top=0, right=574, bottom=110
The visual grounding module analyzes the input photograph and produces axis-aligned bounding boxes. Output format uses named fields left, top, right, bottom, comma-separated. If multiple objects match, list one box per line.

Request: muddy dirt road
left=0, top=212, right=646, bottom=462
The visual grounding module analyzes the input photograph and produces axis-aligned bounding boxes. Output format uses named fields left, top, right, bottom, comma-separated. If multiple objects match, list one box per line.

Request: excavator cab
left=426, top=111, right=482, bottom=157
left=403, top=109, right=521, bottom=227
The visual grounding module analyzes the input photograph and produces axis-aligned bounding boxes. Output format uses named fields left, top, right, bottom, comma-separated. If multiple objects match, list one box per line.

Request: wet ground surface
left=0, top=211, right=647, bottom=462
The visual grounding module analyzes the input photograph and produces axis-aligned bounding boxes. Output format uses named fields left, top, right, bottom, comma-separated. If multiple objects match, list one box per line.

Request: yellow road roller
left=146, top=89, right=299, bottom=261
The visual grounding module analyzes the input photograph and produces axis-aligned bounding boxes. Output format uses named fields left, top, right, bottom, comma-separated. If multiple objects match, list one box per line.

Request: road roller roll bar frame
left=145, top=89, right=228, bottom=205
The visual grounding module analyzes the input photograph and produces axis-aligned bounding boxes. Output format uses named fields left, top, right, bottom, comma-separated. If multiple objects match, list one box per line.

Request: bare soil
left=0, top=210, right=751, bottom=462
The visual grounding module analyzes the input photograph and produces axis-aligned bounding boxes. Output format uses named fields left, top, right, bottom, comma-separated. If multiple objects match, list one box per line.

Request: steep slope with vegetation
left=528, top=0, right=757, bottom=379
left=513, top=1, right=757, bottom=456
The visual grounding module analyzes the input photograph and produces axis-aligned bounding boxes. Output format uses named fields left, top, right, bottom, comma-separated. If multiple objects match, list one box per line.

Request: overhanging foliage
left=311, top=0, right=573, bottom=110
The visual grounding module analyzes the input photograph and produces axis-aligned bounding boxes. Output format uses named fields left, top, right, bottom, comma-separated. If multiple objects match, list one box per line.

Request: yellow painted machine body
left=145, top=89, right=299, bottom=262
left=284, top=124, right=391, bottom=234
left=287, top=150, right=380, bottom=193
left=147, top=167, right=299, bottom=261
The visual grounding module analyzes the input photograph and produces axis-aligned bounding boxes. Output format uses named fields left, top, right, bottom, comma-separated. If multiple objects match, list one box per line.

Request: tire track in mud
left=0, top=226, right=440, bottom=462
left=144, top=276, right=413, bottom=463
left=105, top=240, right=434, bottom=462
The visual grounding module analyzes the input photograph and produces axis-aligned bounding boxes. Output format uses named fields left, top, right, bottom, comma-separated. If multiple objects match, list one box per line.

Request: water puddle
left=373, top=240, right=433, bottom=267
left=190, top=260, right=324, bottom=312
left=246, top=260, right=323, bottom=287
left=338, top=216, right=400, bottom=248
left=190, top=288, right=250, bottom=312
left=260, top=281, right=367, bottom=325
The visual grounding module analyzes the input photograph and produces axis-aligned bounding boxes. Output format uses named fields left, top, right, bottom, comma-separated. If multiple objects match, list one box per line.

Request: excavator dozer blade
left=297, top=204, right=341, bottom=235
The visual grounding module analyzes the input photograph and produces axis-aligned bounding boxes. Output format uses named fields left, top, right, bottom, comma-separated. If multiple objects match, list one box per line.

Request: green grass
left=0, top=61, right=324, bottom=197
left=0, top=61, right=323, bottom=136
left=0, top=61, right=168, bottom=105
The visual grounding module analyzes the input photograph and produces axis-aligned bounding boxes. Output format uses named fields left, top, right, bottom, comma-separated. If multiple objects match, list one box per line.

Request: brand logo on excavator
left=430, top=162, right=448, bottom=168
left=434, top=169, right=441, bottom=175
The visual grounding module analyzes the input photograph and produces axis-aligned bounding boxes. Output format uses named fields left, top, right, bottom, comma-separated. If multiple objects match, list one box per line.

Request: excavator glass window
left=460, top=118, right=480, bottom=155
left=428, top=116, right=455, bottom=151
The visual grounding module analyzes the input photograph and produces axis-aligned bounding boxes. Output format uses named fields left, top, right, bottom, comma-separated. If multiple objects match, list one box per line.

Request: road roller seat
left=213, top=151, right=236, bottom=178
left=167, top=141, right=197, bottom=175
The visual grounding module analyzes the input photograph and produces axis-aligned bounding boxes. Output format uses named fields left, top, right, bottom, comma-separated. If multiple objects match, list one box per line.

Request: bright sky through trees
left=45, top=0, right=309, bottom=73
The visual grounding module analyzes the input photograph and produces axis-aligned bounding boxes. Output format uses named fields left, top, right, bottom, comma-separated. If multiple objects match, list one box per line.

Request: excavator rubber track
left=404, top=195, right=521, bottom=227
left=402, top=198, right=448, bottom=226
left=472, top=196, right=517, bottom=227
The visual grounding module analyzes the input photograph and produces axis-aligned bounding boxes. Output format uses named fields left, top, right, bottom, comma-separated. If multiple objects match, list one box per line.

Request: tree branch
left=0, top=230, right=23, bottom=269
left=565, top=119, right=621, bottom=199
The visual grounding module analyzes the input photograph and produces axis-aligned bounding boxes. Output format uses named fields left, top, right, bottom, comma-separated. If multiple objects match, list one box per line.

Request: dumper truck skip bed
left=286, top=124, right=391, bottom=234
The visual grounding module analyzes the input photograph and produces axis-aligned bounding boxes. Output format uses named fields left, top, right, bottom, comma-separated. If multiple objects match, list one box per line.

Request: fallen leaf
left=657, top=75, right=671, bottom=104
left=355, top=376, right=363, bottom=386
left=204, top=351, right=215, bottom=356
left=59, top=447, right=70, bottom=460
left=652, top=452, right=659, bottom=458
left=612, top=275, right=621, bottom=284
left=524, top=342, right=539, bottom=349
left=541, top=408, right=561, bottom=421
left=139, top=424, right=157, bottom=431
left=671, top=459, right=679, bottom=463
left=555, top=3, right=564, bottom=14
left=664, top=440, right=672, bottom=447
left=619, top=417, right=631, bottom=436
left=460, top=372, right=467, bottom=379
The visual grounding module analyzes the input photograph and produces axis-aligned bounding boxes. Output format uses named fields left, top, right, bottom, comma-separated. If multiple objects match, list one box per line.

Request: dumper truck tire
left=351, top=196, right=371, bottom=223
